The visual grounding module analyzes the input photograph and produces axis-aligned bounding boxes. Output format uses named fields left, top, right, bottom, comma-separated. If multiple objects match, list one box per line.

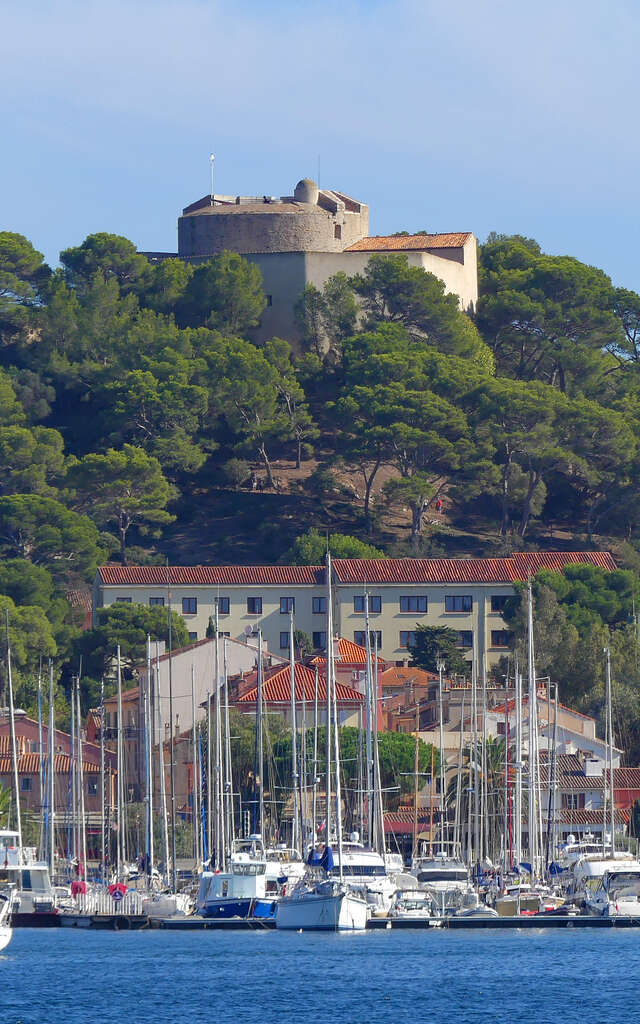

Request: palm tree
left=0, top=783, right=11, bottom=829
left=446, top=736, right=507, bottom=864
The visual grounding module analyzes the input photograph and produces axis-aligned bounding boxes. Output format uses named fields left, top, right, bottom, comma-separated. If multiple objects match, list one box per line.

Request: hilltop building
left=144, top=177, right=478, bottom=344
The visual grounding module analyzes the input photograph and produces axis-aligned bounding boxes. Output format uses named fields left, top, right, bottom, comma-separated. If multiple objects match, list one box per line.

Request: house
left=538, top=752, right=640, bottom=844
left=93, top=551, right=616, bottom=673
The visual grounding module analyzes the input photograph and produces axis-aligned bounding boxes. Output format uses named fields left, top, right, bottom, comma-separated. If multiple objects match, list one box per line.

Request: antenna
left=210, top=154, right=215, bottom=206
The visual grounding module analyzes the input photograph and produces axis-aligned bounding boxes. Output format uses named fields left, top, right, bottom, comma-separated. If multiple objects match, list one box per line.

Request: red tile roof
left=236, top=662, right=363, bottom=705
left=0, top=753, right=100, bottom=774
left=332, top=552, right=616, bottom=584
left=309, top=636, right=384, bottom=667
left=99, top=565, right=323, bottom=586
left=545, top=809, right=629, bottom=825
left=345, top=233, right=472, bottom=252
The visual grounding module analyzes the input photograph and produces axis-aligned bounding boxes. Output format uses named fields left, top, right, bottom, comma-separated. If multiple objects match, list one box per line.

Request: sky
left=2, top=0, right=640, bottom=288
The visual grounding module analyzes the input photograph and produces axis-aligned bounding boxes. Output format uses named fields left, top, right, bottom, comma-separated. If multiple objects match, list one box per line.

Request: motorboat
left=586, top=868, right=640, bottom=917
left=411, top=850, right=470, bottom=915
left=388, top=887, right=436, bottom=920
left=454, top=890, right=499, bottom=919
left=0, top=894, right=13, bottom=952
left=0, top=831, right=55, bottom=915
left=197, top=835, right=279, bottom=919
left=326, top=838, right=397, bottom=916
left=276, top=876, right=368, bottom=931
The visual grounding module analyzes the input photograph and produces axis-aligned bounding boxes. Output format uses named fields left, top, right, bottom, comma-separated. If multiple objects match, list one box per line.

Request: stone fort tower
left=146, top=177, right=477, bottom=344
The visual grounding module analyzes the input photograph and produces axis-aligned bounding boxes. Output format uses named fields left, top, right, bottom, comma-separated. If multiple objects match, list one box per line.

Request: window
left=497, top=721, right=506, bottom=736
left=334, top=224, right=342, bottom=239
left=399, top=631, right=417, bottom=649
left=20, top=777, right=33, bottom=792
left=149, top=597, right=164, bottom=607
left=491, top=630, right=512, bottom=648
left=312, top=596, right=326, bottom=614
left=353, top=595, right=381, bottom=613
left=182, top=597, right=197, bottom=615
left=266, top=295, right=273, bottom=307
left=445, top=595, right=473, bottom=613
left=116, top=597, right=132, bottom=604
left=280, top=631, right=290, bottom=650
left=188, top=631, right=198, bottom=642
left=87, top=778, right=98, bottom=796
left=354, top=630, right=382, bottom=648
left=457, top=631, right=473, bottom=648
left=217, top=597, right=230, bottom=615
left=280, top=597, right=295, bottom=614
left=399, top=595, right=428, bottom=613
left=218, top=631, right=231, bottom=638
left=313, top=631, right=327, bottom=650
left=562, top=793, right=585, bottom=810
left=247, top=597, right=262, bottom=614
left=491, top=595, right=509, bottom=613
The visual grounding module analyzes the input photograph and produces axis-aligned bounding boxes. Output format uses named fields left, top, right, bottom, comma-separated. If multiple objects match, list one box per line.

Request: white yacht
left=0, top=894, right=13, bottom=951
left=411, top=849, right=470, bottom=915
left=587, top=868, right=640, bottom=917
left=0, top=831, right=55, bottom=916
left=325, top=837, right=397, bottom=915
left=276, top=873, right=369, bottom=931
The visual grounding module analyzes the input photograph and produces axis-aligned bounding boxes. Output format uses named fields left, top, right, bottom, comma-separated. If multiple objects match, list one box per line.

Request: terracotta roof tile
left=99, top=565, right=324, bottom=586
left=332, top=552, right=616, bottom=584
left=0, top=753, right=101, bottom=774
left=545, top=809, right=628, bottom=825
left=309, top=636, right=384, bottom=667
left=345, top=233, right=472, bottom=252
left=237, top=662, right=363, bottom=705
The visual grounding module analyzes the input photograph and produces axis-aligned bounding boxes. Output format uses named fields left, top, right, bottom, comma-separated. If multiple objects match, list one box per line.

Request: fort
left=145, top=177, right=478, bottom=343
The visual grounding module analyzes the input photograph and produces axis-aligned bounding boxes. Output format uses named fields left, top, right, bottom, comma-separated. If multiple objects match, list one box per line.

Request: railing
left=71, top=890, right=145, bottom=916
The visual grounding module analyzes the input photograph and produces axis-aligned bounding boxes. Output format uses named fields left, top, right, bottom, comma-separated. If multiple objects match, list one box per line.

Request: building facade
left=144, top=176, right=478, bottom=344
left=93, top=551, right=616, bottom=674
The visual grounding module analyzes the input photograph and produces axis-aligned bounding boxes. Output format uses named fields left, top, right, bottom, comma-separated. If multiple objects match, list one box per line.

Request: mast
left=325, top=552, right=333, bottom=850
left=289, top=610, right=299, bottom=853
left=100, top=676, right=106, bottom=884
left=116, top=645, right=124, bottom=880
left=527, top=577, right=540, bottom=880
left=412, top=696, right=419, bottom=861
left=214, top=602, right=224, bottom=867
left=514, top=669, right=522, bottom=871
left=454, top=690, right=465, bottom=855
left=155, top=642, right=170, bottom=882
left=372, top=632, right=385, bottom=860
left=330, top=593, right=344, bottom=881
left=364, top=594, right=374, bottom=848
left=77, top=680, right=87, bottom=879
left=48, top=661, right=56, bottom=876
left=191, top=664, right=199, bottom=867
left=256, top=628, right=265, bottom=837
left=312, top=665, right=319, bottom=845
left=438, top=659, right=445, bottom=851
left=481, top=655, right=488, bottom=863
left=167, top=567, right=177, bottom=891
left=223, top=639, right=234, bottom=852
left=69, top=672, right=75, bottom=869
left=145, top=636, right=154, bottom=885
left=471, top=634, right=479, bottom=874
left=6, top=611, right=22, bottom=851
left=37, top=660, right=44, bottom=860
left=605, top=647, right=616, bottom=855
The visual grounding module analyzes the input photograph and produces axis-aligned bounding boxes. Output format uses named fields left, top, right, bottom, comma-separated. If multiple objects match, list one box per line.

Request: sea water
left=1, top=927, right=639, bottom=1024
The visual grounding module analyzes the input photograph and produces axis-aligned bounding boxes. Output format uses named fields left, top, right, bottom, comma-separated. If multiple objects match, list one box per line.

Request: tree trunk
left=410, top=503, right=423, bottom=549
left=120, top=521, right=127, bottom=566
left=501, top=457, right=512, bottom=536
left=258, top=443, right=276, bottom=489
left=296, top=437, right=302, bottom=470
left=361, top=459, right=382, bottom=535
left=518, top=471, right=540, bottom=537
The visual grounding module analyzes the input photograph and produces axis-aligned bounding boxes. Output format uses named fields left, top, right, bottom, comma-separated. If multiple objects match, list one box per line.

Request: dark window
left=491, top=630, right=512, bottom=648
left=149, top=597, right=164, bottom=607
left=247, top=597, right=262, bottom=614
left=182, top=597, right=197, bottom=614
left=218, top=631, right=230, bottom=638
left=87, top=778, right=98, bottom=796
left=266, top=295, right=273, bottom=306
left=562, top=793, right=585, bottom=810
left=354, top=595, right=381, bottom=613
left=218, top=597, right=230, bottom=615
left=280, top=631, right=290, bottom=650
left=188, top=631, right=198, bottom=642
left=399, top=630, right=417, bottom=649
left=334, top=224, right=342, bottom=239
left=399, top=595, right=428, bottom=613
left=445, top=595, right=473, bottom=612
left=497, top=721, right=506, bottom=736
left=313, top=631, right=327, bottom=649
left=457, top=631, right=473, bottom=648
left=491, top=595, right=509, bottom=613
left=116, top=597, right=132, bottom=604
left=280, top=597, right=295, bottom=614
left=20, top=777, right=33, bottom=792
left=312, top=596, right=326, bottom=614
left=354, top=630, right=382, bottom=647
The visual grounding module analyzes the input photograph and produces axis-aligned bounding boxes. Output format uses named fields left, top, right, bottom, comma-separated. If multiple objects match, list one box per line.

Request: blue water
left=2, top=928, right=639, bottom=1024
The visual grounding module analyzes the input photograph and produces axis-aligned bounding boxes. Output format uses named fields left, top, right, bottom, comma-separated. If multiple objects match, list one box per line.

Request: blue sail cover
left=307, top=848, right=322, bottom=866
left=320, top=846, right=334, bottom=873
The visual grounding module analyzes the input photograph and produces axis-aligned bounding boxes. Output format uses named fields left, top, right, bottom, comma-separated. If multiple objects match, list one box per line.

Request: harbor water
left=2, top=928, right=640, bottom=1023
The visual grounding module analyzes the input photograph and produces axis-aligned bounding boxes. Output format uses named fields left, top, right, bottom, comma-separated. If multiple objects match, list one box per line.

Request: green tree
left=73, top=601, right=189, bottom=680
left=59, top=233, right=151, bottom=294
left=0, top=425, right=67, bottom=497
left=409, top=625, right=469, bottom=676
left=264, top=338, right=318, bottom=467
left=144, top=258, right=193, bottom=314
left=176, top=253, right=266, bottom=334
left=0, top=494, right=105, bottom=580
left=284, top=528, right=385, bottom=565
left=0, top=232, right=50, bottom=340
left=68, top=445, right=175, bottom=565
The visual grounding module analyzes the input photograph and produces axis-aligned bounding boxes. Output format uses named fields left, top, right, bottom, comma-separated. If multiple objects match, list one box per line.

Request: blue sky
left=2, top=0, right=639, bottom=287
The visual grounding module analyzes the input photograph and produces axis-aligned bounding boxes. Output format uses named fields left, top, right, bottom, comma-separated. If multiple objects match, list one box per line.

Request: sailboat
left=0, top=892, right=12, bottom=952
left=276, top=553, right=368, bottom=931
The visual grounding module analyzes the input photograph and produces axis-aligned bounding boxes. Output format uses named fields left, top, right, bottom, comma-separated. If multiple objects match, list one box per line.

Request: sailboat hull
left=276, top=885, right=368, bottom=931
